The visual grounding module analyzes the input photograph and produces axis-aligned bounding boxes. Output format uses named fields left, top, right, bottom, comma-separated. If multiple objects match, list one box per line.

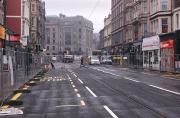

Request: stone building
left=45, top=14, right=94, bottom=56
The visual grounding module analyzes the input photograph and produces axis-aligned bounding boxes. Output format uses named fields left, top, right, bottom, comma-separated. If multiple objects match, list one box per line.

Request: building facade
left=30, top=0, right=46, bottom=51
left=6, top=0, right=30, bottom=46
left=172, top=0, right=180, bottom=31
left=0, top=0, right=4, bottom=25
left=45, top=16, right=60, bottom=56
left=103, top=14, right=112, bottom=52
left=45, top=14, right=94, bottom=56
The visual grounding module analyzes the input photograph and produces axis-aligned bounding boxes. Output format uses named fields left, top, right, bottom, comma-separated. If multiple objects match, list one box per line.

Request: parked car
left=90, top=56, right=100, bottom=65
left=63, top=55, right=74, bottom=63
left=101, top=56, right=112, bottom=65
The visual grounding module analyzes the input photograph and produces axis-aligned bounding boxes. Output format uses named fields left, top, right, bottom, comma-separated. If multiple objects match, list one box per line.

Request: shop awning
left=142, top=35, right=160, bottom=51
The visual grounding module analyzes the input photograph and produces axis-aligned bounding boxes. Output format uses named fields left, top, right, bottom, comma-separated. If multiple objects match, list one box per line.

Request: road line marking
left=149, top=85, right=180, bottom=95
left=85, top=86, right=97, bottom=97
left=66, top=74, right=71, bottom=80
left=56, top=105, right=81, bottom=108
left=72, top=85, right=76, bottom=88
left=124, top=77, right=140, bottom=83
left=48, top=79, right=50, bottom=81
left=73, top=74, right=77, bottom=78
left=77, top=93, right=81, bottom=97
left=78, top=78, right=84, bottom=84
left=70, top=80, right=72, bottom=82
left=74, top=89, right=78, bottom=92
left=71, top=82, right=74, bottom=84
left=80, top=100, right=86, bottom=106
left=1, top=93, right=23, bottom=109
left=104, top=105, right=118, bottom=118
left=141, top=72, right=156, bottom=76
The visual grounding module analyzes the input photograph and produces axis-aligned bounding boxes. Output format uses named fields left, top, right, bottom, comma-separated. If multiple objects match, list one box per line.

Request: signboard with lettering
left=0, top=26, right=5, bottom=40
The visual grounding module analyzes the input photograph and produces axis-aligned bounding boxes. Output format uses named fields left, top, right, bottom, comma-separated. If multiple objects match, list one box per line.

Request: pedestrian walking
left=80, top=57, right=84, bottom=68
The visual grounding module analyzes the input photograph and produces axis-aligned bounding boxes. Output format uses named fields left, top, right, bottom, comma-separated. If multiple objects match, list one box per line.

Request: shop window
left=153, top=50, right=159, bottom=64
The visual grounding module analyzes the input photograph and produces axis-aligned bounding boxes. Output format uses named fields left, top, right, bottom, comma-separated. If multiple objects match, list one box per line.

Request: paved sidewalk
left=0, top=69, right=42, bottom=101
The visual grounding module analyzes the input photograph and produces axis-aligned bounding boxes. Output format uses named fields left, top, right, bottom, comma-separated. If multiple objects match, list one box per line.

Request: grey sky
left=43, top=0, right=111, bottom=33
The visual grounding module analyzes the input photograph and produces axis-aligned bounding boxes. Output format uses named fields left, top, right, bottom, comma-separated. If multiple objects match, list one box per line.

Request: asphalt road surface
left=1, top=62, right=180, bottom=118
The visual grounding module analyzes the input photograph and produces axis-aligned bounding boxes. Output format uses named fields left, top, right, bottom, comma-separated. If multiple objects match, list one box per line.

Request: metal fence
left=0, top=48, right=45, bottom=101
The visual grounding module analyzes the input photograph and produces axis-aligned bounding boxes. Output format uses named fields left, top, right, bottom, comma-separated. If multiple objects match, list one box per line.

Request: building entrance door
left=149, top=51, right=153, bottom=69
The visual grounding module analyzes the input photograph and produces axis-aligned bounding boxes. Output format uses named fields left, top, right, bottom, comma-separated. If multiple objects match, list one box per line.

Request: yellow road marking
left=80, top=100, right=86, bottom=106
left=1, top=86, right=29, bottom=109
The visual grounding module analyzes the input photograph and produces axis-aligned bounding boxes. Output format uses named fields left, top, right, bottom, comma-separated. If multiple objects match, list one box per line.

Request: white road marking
left=56, top=105, right=81, bottom=108
left=80, top=100, right=86, bottom=106
left=141, top=72, right=156, bottom=76
left=85, top=86, right=97, bottom=97
left=78, top=78, right=84, bottom=84
left=149, top=85, right=180, bottom=95
left=72, top=85, right=76, bottom=88
left=73, top=74, right=77, bottom=78
left=104, top=105, right=118, bottom=118
left=77, top=93, right=81, bottom=97
left=74, top=89, right=78, bottom=92
left=71, top=82, right=74, bottom=84
left=124, top=77, right=140, bottom=83
left=66, top=74, right=71, bottom=80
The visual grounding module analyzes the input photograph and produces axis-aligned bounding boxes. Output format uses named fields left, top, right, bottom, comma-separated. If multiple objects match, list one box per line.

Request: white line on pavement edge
left=104, top=105, right=118, bottom=118
left=73, top=74, right=77, bottom=78
left=149, top=85, right=180, bottom=95
left=85, top=86, right=97, bottom=97
left=78, top=78, right=84, bottom=84
left=124, top=77, right=140, bottom=83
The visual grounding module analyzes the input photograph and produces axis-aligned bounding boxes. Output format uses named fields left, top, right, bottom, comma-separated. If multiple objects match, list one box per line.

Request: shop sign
left=9, top=35, right=20, bottom=42
left=160, top=40, right=174, bottom=48
left=0, top=26, right=5, bottom=40
left=142, top=35, right=160, bottom=51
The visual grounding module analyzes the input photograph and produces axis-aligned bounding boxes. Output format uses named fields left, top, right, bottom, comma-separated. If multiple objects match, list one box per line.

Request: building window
left=53, top=40, right=55, bottom=44
left=32, top=4, right=35, bottom=12
left=53, top=46, right=55, bottom=50
left=143, top=22, right=148, bottom=37
left=31, top=17, right=35, bottom=26
left=143, top=1, right=147, bottom=13
left=53, top=28, right=55, bottom=31
left=79, top=28, right=81, bottom=33
left=161, top=0, right=168, bottom=11
left=47, top=38, right=50, bottom=44
left=162, top=18, right=168, bottom=33
left=176, top=14, right=179, bottom=29
left=53, top=33, right=55, bottom=38
left=65, top=32, right=71, bottom=45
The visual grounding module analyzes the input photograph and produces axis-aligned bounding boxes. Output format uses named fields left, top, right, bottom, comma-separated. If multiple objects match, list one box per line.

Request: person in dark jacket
left=80, top=57, right=84, bottom=67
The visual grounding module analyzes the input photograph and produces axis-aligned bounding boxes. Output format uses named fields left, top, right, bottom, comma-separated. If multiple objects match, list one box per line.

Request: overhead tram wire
left=88, top=0, right=101, bottom=19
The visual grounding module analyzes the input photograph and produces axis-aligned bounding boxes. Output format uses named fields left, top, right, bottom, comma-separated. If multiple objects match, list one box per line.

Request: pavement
left=0, top=61, right=180, bottom=118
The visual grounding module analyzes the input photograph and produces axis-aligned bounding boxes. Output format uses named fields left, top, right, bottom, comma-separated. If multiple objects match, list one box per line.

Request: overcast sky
left=43, top=0, right=111, bottom=33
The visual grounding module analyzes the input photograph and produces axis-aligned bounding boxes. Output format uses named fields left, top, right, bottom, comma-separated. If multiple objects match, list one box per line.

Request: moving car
left=90, top=56, right=100, bottom=65
left=63, top=55, right=74, bottom=63
left=101, top=56, right=112, bottom=65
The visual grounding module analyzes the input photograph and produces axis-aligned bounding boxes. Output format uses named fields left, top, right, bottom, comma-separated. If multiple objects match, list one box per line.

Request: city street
left=1, top=61, right=180, bottom=118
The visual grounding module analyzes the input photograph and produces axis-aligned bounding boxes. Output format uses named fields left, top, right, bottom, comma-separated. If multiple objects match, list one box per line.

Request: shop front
left=160, top=30, right=180, bottom=72
left=142, top=35, right=160, bottom=70
left=160, top=32, right=175, bottom=72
